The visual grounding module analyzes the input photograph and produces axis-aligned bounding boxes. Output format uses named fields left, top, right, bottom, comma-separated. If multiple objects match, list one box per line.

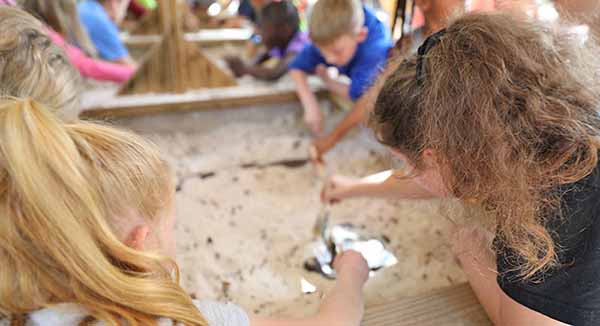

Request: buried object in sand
left=304, top=223, right=398, bottom=279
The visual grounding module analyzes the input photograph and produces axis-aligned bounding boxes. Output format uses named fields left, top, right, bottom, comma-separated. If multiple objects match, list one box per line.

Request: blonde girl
left=0, top=97, right=369, bottom=326
left=0, top=7, right=370, bottom=326
left=325, top=12, right=600, bottom=325
left=0, top=6, right=81, bottom=120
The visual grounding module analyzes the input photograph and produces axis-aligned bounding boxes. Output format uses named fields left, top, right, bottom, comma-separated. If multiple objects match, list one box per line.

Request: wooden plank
left=183, top=29, right=252, bottom=43
left=80, top=85, right=329, bottom=119
left=121, top=29, right=252, bottom=49
left=363, top=283, right=491, bottom=326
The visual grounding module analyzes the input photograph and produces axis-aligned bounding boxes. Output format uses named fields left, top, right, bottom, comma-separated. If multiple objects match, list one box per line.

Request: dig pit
left=104, top=95, right=466, bottom=318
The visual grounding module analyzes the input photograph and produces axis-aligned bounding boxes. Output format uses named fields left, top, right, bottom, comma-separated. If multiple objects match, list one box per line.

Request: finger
left=332, top=251, right=345, bottom=269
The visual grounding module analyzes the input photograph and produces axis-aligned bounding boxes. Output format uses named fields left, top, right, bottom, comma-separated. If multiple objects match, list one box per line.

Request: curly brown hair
left=370, top=12, right=600, bottom=279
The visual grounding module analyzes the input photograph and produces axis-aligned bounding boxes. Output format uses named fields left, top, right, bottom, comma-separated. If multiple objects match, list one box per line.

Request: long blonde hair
left=0, top=98, right=208, bottom=326
left=0, top=7, right=81, bottom=121
left=20, top=0, right=99, bottom=57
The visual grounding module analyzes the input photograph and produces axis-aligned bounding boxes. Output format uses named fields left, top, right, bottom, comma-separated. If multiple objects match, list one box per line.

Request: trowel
left=309, top=146, right=335, bottom=255
left=305, top=147, right=398, bottom=279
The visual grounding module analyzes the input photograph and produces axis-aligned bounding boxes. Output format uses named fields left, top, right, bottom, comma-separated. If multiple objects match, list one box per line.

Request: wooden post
left=119, top=0, right=237, bottom=96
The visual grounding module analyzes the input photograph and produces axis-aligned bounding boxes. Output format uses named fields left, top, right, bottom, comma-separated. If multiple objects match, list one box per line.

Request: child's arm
left=312, top=57, right=403, bottom=160
left=322, top=170, right=436, bottom=203
left=247, top=53, right=296, bottom=81
left=291, top=69, right=324, bottom=135
left=249, top=250, right=369, bottom=326
left=312, top=94, right=369, bottom=162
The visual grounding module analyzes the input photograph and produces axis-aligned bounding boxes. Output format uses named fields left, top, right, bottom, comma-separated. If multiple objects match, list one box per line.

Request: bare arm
left=312, top=55, right=404, bottom=159
left=291, top=69, right=324, bottom=135
left=250, top=251, right=368, bottom=326
left=291, top=69, right=320, bottom=110
left=251, top=52, right=272, bottom=66
left=311, top=93, right=370, bottom=162
left=322, top=170, right=436, bottom=203
left=245, top=53, right=297, bottom=81
left=454, top=228, right=568, bottom=326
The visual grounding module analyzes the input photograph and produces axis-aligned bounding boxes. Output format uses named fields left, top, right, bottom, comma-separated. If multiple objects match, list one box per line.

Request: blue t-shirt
left=78, top=0, right=129, bottom=61
left=289, top=6, right=391, bottom=101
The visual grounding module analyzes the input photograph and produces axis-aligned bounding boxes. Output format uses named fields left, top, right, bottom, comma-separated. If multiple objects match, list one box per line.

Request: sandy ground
left=109, top=98, right=467, bottom=318
left=88, top=35, right=470, bottom=319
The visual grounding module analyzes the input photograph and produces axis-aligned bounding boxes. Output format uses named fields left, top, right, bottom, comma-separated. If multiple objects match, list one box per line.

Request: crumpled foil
left=304, top=223, right=398, bottom=279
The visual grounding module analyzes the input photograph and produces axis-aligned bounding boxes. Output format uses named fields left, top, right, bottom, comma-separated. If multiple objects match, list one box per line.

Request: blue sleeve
left=79, top=5, right=129, bottom=61
left=347, top=47, right=389, bottom=101
left=288, top=44, right=325, bottom=74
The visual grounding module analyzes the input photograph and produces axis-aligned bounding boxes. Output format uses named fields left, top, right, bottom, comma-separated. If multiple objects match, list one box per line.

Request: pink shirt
left=46, top=29, right=135, bottom=83
left=0, top=0, right=16, bottom=5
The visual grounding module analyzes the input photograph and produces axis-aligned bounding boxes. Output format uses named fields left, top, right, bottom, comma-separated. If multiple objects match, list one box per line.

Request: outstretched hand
left=320, top=174, right=361, bottom=204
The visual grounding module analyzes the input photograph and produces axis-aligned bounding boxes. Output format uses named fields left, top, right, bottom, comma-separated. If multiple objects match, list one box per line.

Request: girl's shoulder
left=0, top=300, right=249, bottom=326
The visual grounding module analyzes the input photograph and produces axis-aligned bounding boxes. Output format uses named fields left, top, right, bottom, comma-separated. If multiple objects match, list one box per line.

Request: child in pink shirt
left=15, top=1, right=135, bottom=83
left=45, top=28, right=135, bottom=83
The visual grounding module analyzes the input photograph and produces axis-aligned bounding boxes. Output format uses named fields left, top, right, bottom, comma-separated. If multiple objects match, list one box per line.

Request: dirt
left=105, top=98, right=468, bottom=318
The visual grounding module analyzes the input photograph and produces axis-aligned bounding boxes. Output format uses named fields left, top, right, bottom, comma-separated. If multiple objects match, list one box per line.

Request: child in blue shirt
left=289, top=0, right=391, bottom=138
left=78, top=0, right=135, bottom=66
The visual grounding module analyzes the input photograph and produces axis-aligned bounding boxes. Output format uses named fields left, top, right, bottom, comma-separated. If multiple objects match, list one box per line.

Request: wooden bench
left=363, top=283, right=492, bottom=326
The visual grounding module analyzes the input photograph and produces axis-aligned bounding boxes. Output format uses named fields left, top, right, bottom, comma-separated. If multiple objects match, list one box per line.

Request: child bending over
left=289, top=0, right=391, bottom=136
left=225, top=0, right=309, bottom=81
left=0, top=97, right=369, bottom=326
left=325, top=12, right=600, bottom=325
left=311, top=0, right=465, bottom=162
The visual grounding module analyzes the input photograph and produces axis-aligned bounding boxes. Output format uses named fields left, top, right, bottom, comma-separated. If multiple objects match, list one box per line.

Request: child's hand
left=333, top=250, right=369, bottom=285
left=224, top=56, right=247, bottom=77
left=321, top=175, right=361, bottom=204
left=303, top=105, right=324, bottom=136
left=315, top=64, right=331, bottom=83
